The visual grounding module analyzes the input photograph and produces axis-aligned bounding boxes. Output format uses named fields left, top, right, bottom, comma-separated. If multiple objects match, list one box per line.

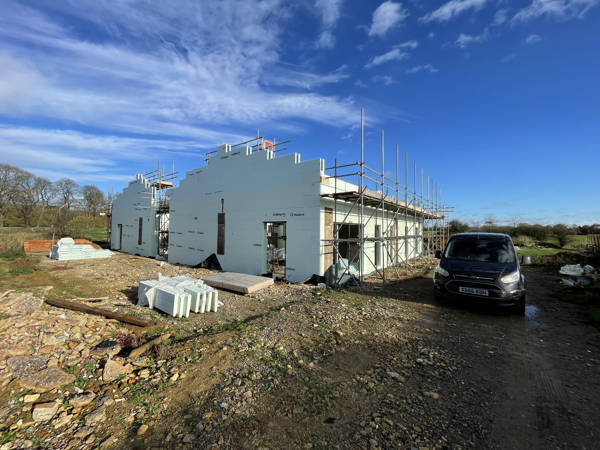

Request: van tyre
left=514, top=295, right=526, bottom=315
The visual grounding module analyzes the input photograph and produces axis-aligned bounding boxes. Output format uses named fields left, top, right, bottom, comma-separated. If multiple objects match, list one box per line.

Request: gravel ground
left=1, top=254, right=598, bottom=449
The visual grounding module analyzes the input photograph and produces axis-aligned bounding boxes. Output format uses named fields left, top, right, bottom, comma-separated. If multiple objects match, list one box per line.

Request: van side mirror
left=435, top=250, right=442, bottom=259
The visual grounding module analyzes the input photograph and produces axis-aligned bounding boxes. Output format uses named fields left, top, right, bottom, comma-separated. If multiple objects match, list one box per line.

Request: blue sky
left=0, top=0, right=598, bottom=225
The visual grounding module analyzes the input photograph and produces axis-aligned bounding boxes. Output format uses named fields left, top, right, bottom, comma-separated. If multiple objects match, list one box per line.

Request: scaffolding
left=322, top=109, right=450, bottom=287
left=139, top=163, right=177, bottom=257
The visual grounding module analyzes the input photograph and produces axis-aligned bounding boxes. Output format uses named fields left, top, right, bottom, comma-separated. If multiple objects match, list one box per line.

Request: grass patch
left=0, top=430, right=17, bottom=445
left=73, top=376, right=89, bottom=390
left=9, top=265, right=34, bottom=276
left=0, top=249, right=27, bottom=261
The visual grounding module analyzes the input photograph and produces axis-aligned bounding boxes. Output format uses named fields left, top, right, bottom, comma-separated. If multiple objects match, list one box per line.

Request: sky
left=0, top=0, right=599, bottom=225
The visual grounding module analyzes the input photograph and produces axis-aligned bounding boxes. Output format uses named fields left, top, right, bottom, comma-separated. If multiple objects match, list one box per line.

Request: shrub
left=0, top=249, right=26, bottom=261
left=553, top=224, right=572, bottom=248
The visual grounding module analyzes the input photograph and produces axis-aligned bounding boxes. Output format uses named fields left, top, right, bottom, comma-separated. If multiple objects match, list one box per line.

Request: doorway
left=265, top=222, right=286, bottom=278
left=335, top=223, right=361, bottom=272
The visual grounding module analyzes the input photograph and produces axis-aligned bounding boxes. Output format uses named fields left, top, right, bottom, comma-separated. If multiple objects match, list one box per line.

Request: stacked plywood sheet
left=49, top=238, right=112, bottom=261
left=202, top=272, right=274, bottom=294
left=137, top=275, right=221, bottom=318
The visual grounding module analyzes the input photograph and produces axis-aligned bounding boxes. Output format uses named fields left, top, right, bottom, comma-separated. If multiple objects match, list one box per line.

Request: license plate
left=459, top=286, right=489, bottom=296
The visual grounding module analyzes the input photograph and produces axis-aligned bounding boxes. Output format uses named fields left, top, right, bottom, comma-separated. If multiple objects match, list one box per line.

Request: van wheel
left=514, top=295, right=526, bottom=315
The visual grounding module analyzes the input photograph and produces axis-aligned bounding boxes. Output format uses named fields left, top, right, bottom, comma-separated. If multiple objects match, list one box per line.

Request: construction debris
left=49, top=237, right=112, bottom=261
left=45, top=297, right=153, bottom=327
left=560, top=264, right=596, bottom=287
left=138, top=274, right=221, bottom=317
left=129, top=333, right=171, bottom=359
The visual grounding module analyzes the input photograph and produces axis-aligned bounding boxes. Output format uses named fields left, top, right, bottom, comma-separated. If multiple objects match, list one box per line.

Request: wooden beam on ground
left=129, top=333, right=171, bottom=359
left=44, top=298, right=153, bottom=327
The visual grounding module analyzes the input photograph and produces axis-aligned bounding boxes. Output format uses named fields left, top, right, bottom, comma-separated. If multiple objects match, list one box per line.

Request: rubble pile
left=559, top=264, right=597, bottom=287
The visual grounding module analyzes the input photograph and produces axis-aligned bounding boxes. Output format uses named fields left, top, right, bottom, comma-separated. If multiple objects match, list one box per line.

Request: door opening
left=335, top=223, right=361, bottom=272
left=265, top=222, right=286, bottom=278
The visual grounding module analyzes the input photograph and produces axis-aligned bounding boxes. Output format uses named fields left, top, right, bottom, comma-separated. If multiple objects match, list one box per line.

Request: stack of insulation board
left=137, top=274, right=221, bottom=318
left=49, top=237, right=112, bottom=261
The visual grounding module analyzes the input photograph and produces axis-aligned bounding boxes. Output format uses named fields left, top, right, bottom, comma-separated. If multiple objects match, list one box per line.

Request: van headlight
left=500, top=271, right=520, bottom=284
left=435, top=265, right=449, bottom=277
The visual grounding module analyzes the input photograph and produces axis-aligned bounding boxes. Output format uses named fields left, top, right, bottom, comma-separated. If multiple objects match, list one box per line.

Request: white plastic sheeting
left=137, top=274, right=221, bottom=318
left=49, top=237, right=112, bottom=261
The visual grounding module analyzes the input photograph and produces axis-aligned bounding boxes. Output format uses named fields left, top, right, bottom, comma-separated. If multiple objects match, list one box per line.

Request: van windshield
left=444, top=238, right=516, bottom=263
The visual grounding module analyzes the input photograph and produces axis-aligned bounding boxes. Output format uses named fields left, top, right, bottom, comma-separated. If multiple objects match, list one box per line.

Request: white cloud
left=428, top=32, right=436, bottom=39
left=420, top=0, right=489, bottom=23
left=315, top=0, right=343, bottom=49
left=454, top=29, right=489, bottom=48
left=354, top=79, right=368, bottom=88
left=492, top=8, right=509, bottom=25
left=0, top=0, right=358, bottom=138
left=398, top=40, right=419, bottom=49
left=0, top=125, right=220, bottom=183
left=316, top=30, right=336, bottom=49
left=525, top=33, right=542, bottom=44
left=512, top=0, right=599, bottom=23
left=368, top=1, right=409, bottom=37
left=405, top=64, right=439, bottom=74
left=365, top=48, right=409, bottom=68
left=372, top=75, right=394, bottom=85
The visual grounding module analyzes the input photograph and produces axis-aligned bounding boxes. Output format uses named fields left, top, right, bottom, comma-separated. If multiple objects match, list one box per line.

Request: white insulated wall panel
left=110, top=175, right=158, bottom=258
left=168, top=147, right=323, bottom=283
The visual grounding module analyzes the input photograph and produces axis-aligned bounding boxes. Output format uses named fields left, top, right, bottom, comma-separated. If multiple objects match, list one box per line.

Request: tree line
left=448, top=218, right=600, bottom=248
left=0, top=163, right=111, bottom=233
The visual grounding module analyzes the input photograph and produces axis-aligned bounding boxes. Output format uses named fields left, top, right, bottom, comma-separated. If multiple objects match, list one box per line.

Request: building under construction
left=110, top=110, right=449, bottom=285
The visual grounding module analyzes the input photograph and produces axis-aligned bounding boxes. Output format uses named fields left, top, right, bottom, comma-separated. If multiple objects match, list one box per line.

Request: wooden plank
left=203, top=272, right=274, bottom=294
left=129, top=333, right=171, bottom=359
left=45, top=298, right=153, bottom=327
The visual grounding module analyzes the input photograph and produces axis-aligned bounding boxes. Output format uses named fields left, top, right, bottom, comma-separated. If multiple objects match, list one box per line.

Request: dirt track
left=396, top=266, right=600, bottom=449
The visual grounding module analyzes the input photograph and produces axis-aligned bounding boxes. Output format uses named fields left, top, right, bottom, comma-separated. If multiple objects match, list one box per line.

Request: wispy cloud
left=368, top=1, right=409, bottom=37
left=500, top=52, right=517, bottom=62
left=406, top=64, right=439, bottom=74
left=525, top=33, right=542, bottom=44
left=454, top=29, right=489, bottom=48
left=398, top=40, right=419, bottom=49
left=0, top=1, right=359, bottom=138
left=372, top=75, right=394, bottom=85
left=0, top=125, right=215, bottom=183
left=492, top=8, right=510, bottom=25
left=365, top=48, right=409, bottom=68
left=512, top=0, right=599, bottom=23
left=420, top=0, right=489, bottom=23
left=315, top=0, right=344, bottom=49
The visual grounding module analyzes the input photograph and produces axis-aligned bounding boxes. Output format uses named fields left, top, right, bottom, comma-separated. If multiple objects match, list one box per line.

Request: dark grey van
left=433, top=233, right=526, bottom=313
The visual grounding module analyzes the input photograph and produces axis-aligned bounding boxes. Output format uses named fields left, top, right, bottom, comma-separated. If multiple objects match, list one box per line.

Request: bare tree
left=0, top=164, right=21, bottom=226
left=82, top=185, right=105, bottom=216
left=14, top=168, right=39, bottom=226
left=484, top=215, right=496, bottom=232
left=55, top=178, right=80, bottom=210
left=35, top=177, right=56, bottom=227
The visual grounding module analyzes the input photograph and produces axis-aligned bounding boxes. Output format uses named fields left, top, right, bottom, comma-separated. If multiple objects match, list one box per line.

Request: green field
left=0, top=225, right=108, bottom=251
